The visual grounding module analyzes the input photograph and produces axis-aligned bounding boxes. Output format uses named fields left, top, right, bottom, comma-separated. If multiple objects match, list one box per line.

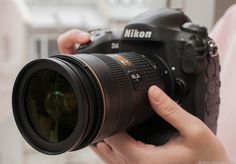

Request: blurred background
left=0, top=0, right=234, bottom=163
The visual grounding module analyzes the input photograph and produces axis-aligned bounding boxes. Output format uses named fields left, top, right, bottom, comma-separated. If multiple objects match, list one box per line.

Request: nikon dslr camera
left=12, top=8, right=220, bottom=154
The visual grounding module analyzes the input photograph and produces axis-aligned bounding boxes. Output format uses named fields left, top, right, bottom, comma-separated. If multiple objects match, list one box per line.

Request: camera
left=12, top=8, right=220, bottom=155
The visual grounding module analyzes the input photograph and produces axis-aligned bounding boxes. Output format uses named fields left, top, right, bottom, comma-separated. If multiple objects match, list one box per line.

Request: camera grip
left=202, top=53, right=221, bottom=134
left=181, top=39, right=220, bottom=134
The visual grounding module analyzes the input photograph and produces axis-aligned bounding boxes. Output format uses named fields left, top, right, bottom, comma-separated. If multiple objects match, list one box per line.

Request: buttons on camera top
left=207, top=40, right=218, bottom=57
left=77, top=29, right=103, bottom=51
left=89, top=29, right=113, bottom=43
left=181, top=22, right=207, bottom=35
left=90, top=29, right=112, bottom=39
left=77, top=41, right=91, bottom=50
left=90, top=30, right=102, bottom=42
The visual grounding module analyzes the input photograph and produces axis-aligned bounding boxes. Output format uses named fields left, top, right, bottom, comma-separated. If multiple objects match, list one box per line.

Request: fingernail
left=149, top=86, right=163, bottom=103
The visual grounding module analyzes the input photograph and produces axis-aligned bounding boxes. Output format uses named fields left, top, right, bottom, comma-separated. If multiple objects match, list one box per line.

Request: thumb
left=148, top=85, right=204, bottom=137
left=57, top=29, right=90, bottom=54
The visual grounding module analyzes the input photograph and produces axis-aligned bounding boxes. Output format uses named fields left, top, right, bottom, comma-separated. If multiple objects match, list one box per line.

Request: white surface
left=98, top=0, right=167, bottom=21
left=184, top=0, right=215, bottom=30
left=0, top=0, right=27, bottom=124
left=0, top=115, right=104, bottom=164
left=0, top=116, right=23, bottom=164
left=0, top=74, right=13, bottom=123
left=168, top=0, right=216, bottom=30
left=26, top=4, right=107, bottom=30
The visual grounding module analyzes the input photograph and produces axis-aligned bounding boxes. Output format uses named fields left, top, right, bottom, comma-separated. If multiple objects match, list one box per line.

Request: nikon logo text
left=124, top=29, right=152, bottom=38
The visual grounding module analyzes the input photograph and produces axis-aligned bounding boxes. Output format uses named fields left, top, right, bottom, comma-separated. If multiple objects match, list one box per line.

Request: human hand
left=57, top=30, right=230, bottom=164
left=57, top=29, right=90, bottom=54
left=92, top=86, right=230, bottom=164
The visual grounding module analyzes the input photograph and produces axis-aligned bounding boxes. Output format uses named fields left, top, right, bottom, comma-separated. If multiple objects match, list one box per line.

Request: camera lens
left=26, top=69, right=78, bottom=143
left=12, top=53, right=166, bottom=154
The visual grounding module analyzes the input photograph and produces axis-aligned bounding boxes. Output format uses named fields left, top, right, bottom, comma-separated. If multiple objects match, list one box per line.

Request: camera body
left=77, top=8, right=220, bottom=145
left=12, top=8, right=221, bottom=154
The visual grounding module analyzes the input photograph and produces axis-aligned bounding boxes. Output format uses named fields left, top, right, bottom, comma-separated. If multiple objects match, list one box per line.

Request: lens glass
left=26, top=69, right=78, bottom=143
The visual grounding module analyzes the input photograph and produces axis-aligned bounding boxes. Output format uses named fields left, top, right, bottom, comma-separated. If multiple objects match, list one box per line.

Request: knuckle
left=128, top=155, right=141, bottom=164
left=161, top=101, right=178, bottom=117
left=188, top=118, right=207, bottom=139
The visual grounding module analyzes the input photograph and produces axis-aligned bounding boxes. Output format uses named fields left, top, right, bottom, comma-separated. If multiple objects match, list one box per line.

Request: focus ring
left=94, top=54, right=133, bottom=100
left=120, top=52, right=163, bottom=90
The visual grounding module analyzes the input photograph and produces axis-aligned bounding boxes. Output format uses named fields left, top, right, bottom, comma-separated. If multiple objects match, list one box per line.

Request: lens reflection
left=26, top=69, right=78, bottom=143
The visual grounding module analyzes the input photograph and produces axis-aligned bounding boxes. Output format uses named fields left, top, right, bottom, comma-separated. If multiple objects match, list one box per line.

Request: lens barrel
left=12, top=52, right=164, bottom=154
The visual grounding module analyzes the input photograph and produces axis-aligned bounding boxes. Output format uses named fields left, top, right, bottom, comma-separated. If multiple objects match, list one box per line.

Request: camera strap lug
left=208, top=40, right=218, bottom=58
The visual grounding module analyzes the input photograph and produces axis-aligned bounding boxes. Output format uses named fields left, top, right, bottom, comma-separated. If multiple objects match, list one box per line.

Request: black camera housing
left=77, top=8, right=220, bottom=145
left=12, top=8, right=221, bottom=154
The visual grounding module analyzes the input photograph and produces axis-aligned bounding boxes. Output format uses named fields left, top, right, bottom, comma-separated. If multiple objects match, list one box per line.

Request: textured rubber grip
left=204, top=53, right=221, bottom=134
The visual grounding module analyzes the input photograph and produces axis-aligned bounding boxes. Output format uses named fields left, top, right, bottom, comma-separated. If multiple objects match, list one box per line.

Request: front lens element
left=26, top=69, right=78, bottom=143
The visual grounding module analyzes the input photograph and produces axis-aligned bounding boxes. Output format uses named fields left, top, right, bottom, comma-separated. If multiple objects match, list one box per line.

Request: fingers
left=91, top=141, right=128, bottom=164
left=91, top=143, right=114, bottom=164
left=57, top=29, right=90, bottom=54
left=148, top=85, right=207, bottom=138
left=104, top=132, right=144, bottom=161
